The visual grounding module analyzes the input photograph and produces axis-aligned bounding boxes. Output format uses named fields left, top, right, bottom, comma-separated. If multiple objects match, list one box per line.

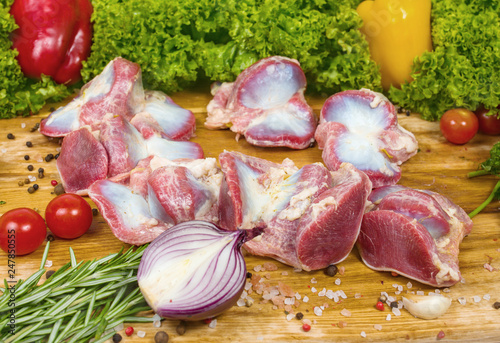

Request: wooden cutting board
left=0, top=87, right=499, bottom=342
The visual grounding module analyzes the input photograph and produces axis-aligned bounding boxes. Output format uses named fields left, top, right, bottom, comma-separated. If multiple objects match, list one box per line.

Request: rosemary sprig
left=0, top=243, right=153, bottom=342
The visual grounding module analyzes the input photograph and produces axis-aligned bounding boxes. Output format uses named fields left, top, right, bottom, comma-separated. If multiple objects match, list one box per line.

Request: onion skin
left=137, top=220, right=259, bottom=321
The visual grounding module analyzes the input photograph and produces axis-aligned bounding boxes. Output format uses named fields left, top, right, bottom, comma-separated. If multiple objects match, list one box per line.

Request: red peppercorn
left=203, top=318, right=212, bottom=324
left=437, top=330, right=445, bottom=340
left=125, top=326, right=134, bottom=336
left=375, top=301, right=385, bottom=311
left=51, top=180, right=58, bottom=186
left=302, top=323, right=311, bottom=332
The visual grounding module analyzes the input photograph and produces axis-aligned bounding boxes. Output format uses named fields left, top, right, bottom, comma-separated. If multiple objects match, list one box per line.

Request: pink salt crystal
left=484, top=263, right=495, bottom=272
left=338, top=321, right=348, bottom=328
left=338, top=266, right=345, bottom=275
left=254, top=265, right=263, bottom=272
left=251, top=274, right=262, bottom=286
left=284, top=305, right=293, bottom=313
left=302, top=318, right=312, bottom=325
left=272, top=295, right=285, bottom=306
left=263, top=262, right=278, bottom=271
left=340, top=308, right=351, bottom=317
left=278, top=282, right=295, bottom=297
left=264, top=273, right=271, bottom=279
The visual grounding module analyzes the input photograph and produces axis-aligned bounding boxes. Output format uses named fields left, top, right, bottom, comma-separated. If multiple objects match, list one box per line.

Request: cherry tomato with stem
left=45, top=194, right=93, bottom=239
left=439, top=108, right=478, bottom=144
left=0, top=208, right=47, bottom=255
left=474, top=106, right=500, bottom=136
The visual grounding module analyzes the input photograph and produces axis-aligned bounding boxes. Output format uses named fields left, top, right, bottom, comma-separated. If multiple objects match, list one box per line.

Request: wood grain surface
left=0, top=87, right=499, bottom=342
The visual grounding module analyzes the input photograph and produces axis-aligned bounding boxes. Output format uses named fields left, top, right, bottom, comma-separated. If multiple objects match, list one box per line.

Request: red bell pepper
left=9, top=0, right=93, bottom=85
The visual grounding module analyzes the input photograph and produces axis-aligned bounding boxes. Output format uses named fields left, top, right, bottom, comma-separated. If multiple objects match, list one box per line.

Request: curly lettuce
left=389, top=0, right=500, bottom=121
left=0, top=0, right=71, bottom=119
left=83, top=0, right=381, bottom=95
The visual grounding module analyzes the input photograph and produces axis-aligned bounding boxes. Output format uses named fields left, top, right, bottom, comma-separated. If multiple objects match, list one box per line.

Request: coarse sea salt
left=237, top=299, right=246, bottom=307
left=208, top=319, right=217, bottom=329
left=254, top=265, right=262, bottom=272
left=284, top=297, right=295, bottom=305
left=483, top=294, right=491, bottom=301
left=286, top=313, right=295, bottom=321
left=311, top=287, right=317, bottom=293
left=374, top=324, right=382, bottom=331
left=416, top=291, right=425, bottom=296
left=340, top=309, right=351, bottom=317
left=473, top=295, right=481, bottom=303
left=44, top=260, right=53, bottom=268
left=386, top=314, right=391, bottom=321
left=392, top=307, right=401, bottom=316
left=326, top=290, right=335, bottom=300
left=338, top=290, right=347, bottom=299
left=313, top=306, right=323, bottom=316
left=407, top=282, right=413, bottom=289
left=355, top=293, right=362, bottom=299
left=295, top=292, right=301, bottom=300
left=1, top=149, right=6, bottom=154
left=303, top=296, right=309, bottom=303
left=318, top=288, right=326, bottom=297
left=311, top=278, right=317, bottom=284
left=335, top=278, right=341, bottom=285
left=457, top=297, right=466, bottom=305
left=360, top=331, right=367, bottom=338
left=28, top=175, right=36, bottom=182
left=137, top=331, right=146, bottom=338
left=21, top=123, right=26, bottom=128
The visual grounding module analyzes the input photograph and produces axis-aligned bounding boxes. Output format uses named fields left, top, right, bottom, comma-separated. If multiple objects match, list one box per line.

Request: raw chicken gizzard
left=206, top=56, right=317, bottom=149
left=315, top=89, right=418, bottom=188
left=357, top=185, right=473, bottom=287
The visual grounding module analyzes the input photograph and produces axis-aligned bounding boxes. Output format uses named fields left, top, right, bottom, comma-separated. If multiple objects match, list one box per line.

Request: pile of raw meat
left=42, top=56, right=472, bottom=288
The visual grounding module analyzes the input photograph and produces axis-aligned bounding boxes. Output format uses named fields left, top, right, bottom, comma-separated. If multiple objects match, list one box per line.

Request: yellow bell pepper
left=357, top=0, right=433, bottom=90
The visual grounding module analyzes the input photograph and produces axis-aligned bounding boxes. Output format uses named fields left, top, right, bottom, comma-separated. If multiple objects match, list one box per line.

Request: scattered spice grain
left=325, top=265, right=338, bottom=277
left=112, top=333, right=122, bottom=342
left=92, top=208, right=98, bottom=216
left=24, top=155, right=29, bottom=160
left=390, top=301, right=398, bottom=308
left=493, top=302, right=500, bottom=309
left=24, top=178, right=30, bottom=184
left=27, top=165, right=34, bottom=171
left=176, top=321, right=186, bottom=335
left=45, top=270, right=55, bottom=279
left=154, top=331, right=169, bottom=343
left=296, top=312, right=304, bottom=320
left=45, top=154, right=54, bottom=162
left=27, top=187, right=35, bottom=194
left=54, top=183, right=65, bottom=195
left=437, top=330, right=445, bottom=340
left=26, top=141, right=33, bottom=147
left=54, top=153, right=60, bottom=159
left=7, top=133, right=15, bottom=139
left=33, top=184, right=39, bottom=190
left=18, top=180, right=24, bottom=187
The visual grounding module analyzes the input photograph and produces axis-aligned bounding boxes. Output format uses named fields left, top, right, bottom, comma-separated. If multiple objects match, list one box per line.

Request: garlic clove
left=402, top=294, right=452, bottom=320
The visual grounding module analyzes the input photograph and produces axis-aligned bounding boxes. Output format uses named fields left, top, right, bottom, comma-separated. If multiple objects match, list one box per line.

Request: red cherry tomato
left=45, top=194, right=93, bottom=239
left=439, top=108, right=478, bottom=144
left=474, top=106, right=500, bottom=136
left=0, top=208, right=47, bottom=255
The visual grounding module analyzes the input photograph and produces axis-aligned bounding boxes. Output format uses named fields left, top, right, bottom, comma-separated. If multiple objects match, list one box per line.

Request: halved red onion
left=137, top=220, right=259, bottom=321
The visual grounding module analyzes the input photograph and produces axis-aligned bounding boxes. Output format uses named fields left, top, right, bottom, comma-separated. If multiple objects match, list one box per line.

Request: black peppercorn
left=92, top=208, right=99, bottom=216
left=38, top=167, right=44, bottom=173
left=406, top=110, right=411, bottom=116
left=54, top=153, right=60, bottom=159
left=26, top=141, right=33, bottom=147
left=154, top=331, right=169, bottom=343
left=24, top=155, right=29, bottom=160
left=296, top=312, right=304, bottom=320
left=54, top=183, right=65, bottom=195
left=112, top=333, right=122, bottom=343
left=246, top=272, right=252, bottom=278
left=390, top=301, right=398, bottom=308
left=30, top=123, right=40, bottom=132
left=38, top=172, right=44, bottom=179
left=7, top=133, right=15, bottom=139
left=45, top=154, right=54, bottom=162
left=494, top=302, right=500, bottom=310
left=27, top=165, right=34, bottom=171
left=176, top=321, right=186, bottom=335
left=33, top=184, right=39, bottom=190
left=325, top=265, right=338, bottom=277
